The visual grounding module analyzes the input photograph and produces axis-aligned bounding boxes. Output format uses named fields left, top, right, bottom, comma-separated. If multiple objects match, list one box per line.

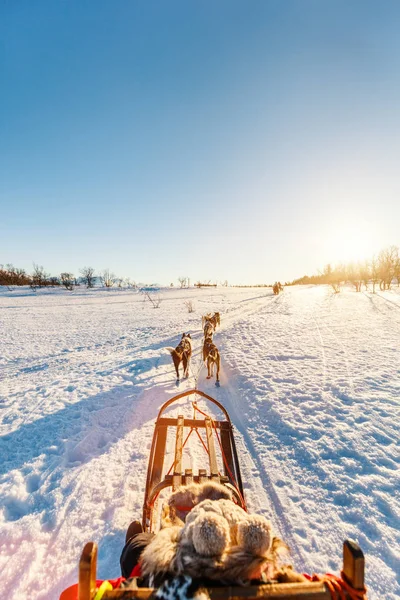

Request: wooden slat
left=184, top=468, right=193, bottom=485
left=78, top=542, right=97, bottom=600
left=220, top=425, right=235, bottom=480
left=171, top=415, right=184, bottom=491
left=174, top=416, right=184, bottom=475
left=103, top=582, right=331, bottom=599
left=205, top=417, right=219, bottom=479
left=342, top=539, right=365, bottom=590
left=149, top=425, right=168, bottom=490
left=199, top=468, right=207, bottom=483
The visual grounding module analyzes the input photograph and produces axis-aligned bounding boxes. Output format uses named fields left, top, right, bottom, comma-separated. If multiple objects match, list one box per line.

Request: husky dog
left=211, top=312, right=220, bottom=328
left=202, top=312, right=220, bottom=331
left=203, top=335, right=221, bottom=384
left=203, top=321, right=214, bottom=339
left=167, top=333, right=192, bottom=382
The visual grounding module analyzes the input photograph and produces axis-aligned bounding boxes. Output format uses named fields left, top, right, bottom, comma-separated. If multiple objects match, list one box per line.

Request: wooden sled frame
left=70, top=389, right=366, bottom=599
left=142, top=389, right=245, bottom=532
left=78, top=540, right=365, bottom=599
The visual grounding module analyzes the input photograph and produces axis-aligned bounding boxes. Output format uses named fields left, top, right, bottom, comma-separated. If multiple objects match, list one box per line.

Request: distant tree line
left=290, top=245, right=400, bottom=293
left=0, top=264, right=138, bottom=291
left=0, top=264, right=31, bottom=287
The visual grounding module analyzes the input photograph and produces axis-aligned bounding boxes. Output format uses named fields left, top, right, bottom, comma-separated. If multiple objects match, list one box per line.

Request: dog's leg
left=215, top=354, right=220, bottom=384
left=183, top=355, right=188, bottom=378
left=171, top=352, right=180, bottom=383
left=206, top=358, right=211, bottom=379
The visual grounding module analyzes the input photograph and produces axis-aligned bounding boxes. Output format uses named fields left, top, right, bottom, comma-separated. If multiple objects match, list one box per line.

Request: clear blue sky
left=1, top=1, right=400, bottom=284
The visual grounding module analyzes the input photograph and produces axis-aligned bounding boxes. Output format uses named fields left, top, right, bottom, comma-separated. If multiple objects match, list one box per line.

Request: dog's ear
left=187, top=333, right=191, bottom=338
left=181, top=333, right=185, bottom=338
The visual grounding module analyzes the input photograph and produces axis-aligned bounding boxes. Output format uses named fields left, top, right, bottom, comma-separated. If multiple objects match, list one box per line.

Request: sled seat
left=77, top=540, right=365, bottom=600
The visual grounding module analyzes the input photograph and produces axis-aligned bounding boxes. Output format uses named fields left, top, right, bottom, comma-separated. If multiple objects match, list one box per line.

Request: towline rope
left=304, top=572, right=367, bottom=599
left=192, top=401, right=247, bottom=511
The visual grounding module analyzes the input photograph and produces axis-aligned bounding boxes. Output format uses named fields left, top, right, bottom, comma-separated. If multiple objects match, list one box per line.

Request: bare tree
left=178, top=276, right=188, bottom=288
left=359, top=260, right=370, bottom=291
left=378, top=246, right=398, bottom=290
left=369, top=255, right=379, bottom=293
left=125, top=278, right=137, bottom=289
left=394, top=252, right=400, bottom=287
left=184, top=300, right=195, bottom=313
left=142, top=290, right=162, bottom=308
left=0, top=264, right=30, bottom=288
left=322, top=263, right=345, bottom=293
left=31, top=264, right=50, bottom=289
left=80, top=266, right=96, bottom=288
left=347, top=262, right=362, bottom=292
left=100, top=269, right=116, bottom=288
left=60, top=272, right=74, bottom=291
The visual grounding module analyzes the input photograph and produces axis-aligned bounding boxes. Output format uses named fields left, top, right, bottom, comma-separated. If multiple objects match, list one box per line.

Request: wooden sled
left=68, top=390, right=366, bottom=599
left=142, top=389, right=246, bottom=532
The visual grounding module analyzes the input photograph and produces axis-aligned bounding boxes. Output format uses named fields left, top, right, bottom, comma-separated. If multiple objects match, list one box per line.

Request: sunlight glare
left=324, top=221, right=379, bottom=264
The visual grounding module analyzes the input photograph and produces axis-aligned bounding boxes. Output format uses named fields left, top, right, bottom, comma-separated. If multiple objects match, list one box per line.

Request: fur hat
left=166, top=481, right=233, bottom=525
left=141, top=487, right=286, bottom=584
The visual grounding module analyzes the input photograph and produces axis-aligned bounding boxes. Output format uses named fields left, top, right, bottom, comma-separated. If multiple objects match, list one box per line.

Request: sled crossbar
left=77, top=541, right=365, bottom=600
left=156, top=417, right=226, bottom=428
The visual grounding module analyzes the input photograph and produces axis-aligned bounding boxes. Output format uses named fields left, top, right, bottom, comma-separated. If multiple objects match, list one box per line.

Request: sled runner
left=63, top=390, right=366, bottom=600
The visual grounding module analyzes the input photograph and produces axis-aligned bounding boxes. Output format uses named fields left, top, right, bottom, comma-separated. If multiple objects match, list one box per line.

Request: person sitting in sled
left=60, top=481, right=305, bottom=600
left=119, top=480, right=297, bottom=585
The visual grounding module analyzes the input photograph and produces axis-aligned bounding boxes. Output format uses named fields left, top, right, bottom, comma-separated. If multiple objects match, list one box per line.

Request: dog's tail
left=166, top=347, right=175, bottom=354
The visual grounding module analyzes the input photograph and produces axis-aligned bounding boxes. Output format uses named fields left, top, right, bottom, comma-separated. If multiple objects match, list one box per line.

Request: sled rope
left=304, top=572, right=367, bottom=600
left=192, top=402, right=247, bottom=511
left=190, top=349, right=205, bottom=389
left=148, top=428, right=197, bottom=509
left=195, top=427, right=211, bottom=455
left=165, top=428, right=195, bottom=476
left=150, top=399, right=246, bottom=511
left=93, top=580, right=113, bottom=600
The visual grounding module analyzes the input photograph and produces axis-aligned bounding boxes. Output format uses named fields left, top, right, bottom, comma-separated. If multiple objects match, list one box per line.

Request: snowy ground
left=0, top=285, right=399, bottom=599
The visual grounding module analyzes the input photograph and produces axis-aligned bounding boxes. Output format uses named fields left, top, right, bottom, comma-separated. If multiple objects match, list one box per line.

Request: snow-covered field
left=0, top=285, right=399, bottom=599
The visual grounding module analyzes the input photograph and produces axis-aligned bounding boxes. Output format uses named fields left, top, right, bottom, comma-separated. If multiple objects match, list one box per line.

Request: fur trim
left=141, top=526, right=181, bottom=577
left=237, top=514, right=272, bottom=555
left=188, top=512, right=230, bottom=557
left=276, top=565, right=309, bottom=583
left=168, top=482, right=232, bottom=524
left=142, top=493, right=288, bottom=585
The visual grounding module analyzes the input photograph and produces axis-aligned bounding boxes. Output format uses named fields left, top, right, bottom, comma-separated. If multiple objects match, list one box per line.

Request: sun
left=323, top=221, right=380, bottom=264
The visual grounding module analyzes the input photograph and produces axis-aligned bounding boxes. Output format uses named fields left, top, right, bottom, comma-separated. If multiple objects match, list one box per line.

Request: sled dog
left=202, top=312, right=220, bottom=332
left=167, top=333, right=192, bottom=381
left=203, top=320, right=214, bottom=339
left=203, top=336, right=221, bottom=383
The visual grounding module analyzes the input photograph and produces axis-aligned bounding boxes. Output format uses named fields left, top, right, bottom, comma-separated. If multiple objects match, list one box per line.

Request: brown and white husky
left=167, top=333, right=192, bottom=382
left=203, top=335, right=221, bottom=384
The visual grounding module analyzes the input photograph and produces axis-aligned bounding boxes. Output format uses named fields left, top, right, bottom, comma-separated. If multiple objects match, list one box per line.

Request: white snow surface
left=0, top=285, right=399, bottom=599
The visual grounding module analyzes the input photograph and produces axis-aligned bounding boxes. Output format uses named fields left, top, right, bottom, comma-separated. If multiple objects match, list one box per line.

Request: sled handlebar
left=156, top=389, right=231, bottom=422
